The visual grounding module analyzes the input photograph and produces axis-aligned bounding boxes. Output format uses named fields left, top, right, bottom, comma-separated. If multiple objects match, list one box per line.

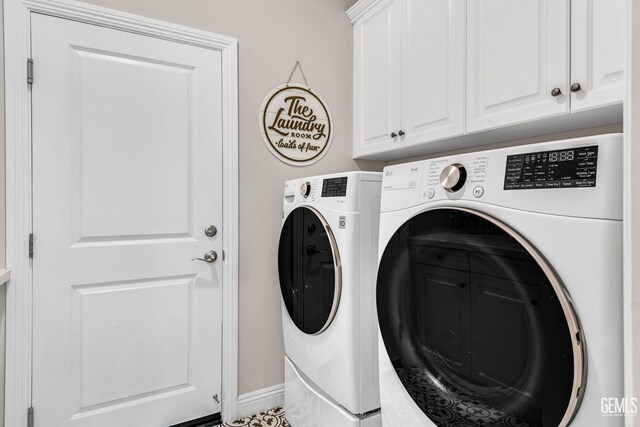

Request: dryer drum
left=377, top=208, right=584, bottom=427
left=278, top=206, right=342, bottom=335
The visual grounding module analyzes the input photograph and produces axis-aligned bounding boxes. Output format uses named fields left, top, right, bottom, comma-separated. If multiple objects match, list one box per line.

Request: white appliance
left=278, top=172, right=383, bottom=427
left=376, top=134, right=623, bottom=427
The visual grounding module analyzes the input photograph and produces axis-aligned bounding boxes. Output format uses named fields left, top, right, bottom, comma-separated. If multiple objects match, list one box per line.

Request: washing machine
left=278, top=171, right=383, bottom=427
left=376, top=134, right=623, bottom=427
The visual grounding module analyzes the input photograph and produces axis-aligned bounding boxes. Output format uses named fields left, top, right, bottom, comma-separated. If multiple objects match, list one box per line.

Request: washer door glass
left=377, top=208, right=582, bottom=427
left=278, top=206, right=341, bottom=335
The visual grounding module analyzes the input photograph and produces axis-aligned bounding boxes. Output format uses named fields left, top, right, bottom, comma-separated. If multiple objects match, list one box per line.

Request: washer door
left=377, top=208, right=584, bottom=427
left=278, top=206, right=341, bottom=335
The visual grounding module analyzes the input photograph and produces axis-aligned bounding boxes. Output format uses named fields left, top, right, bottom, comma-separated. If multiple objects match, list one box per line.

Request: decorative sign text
left=260, top=84, right=333, bottom=166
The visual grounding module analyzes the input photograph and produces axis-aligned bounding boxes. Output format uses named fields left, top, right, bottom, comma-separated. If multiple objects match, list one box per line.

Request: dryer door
left=377, top=208, right=583, bottom=427
left=278, top=206, right=341, bottom=335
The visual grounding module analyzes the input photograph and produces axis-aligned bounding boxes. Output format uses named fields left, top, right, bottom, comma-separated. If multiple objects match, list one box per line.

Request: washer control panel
left=321, top=177, right=348, bottom=197
left=504, top=146, right=598, bottom=190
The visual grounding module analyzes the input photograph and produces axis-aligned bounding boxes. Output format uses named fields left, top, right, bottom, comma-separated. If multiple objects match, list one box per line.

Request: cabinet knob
left=398, top=130, right=405, bottom=136
left=570, top=83, right=582, bottom=93
left=551, top=87, right=562, bottom=97
left=391, top=132, right=398, bottom=138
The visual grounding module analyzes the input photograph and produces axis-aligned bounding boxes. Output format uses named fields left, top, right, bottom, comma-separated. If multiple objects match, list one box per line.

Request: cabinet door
left=353, top=0, right=402, bottom=157
left=400, top=0, right=465, bottom=145
left=570, top=0, right=624, bottom=112
left=470, top=274, right=543, bottom=408
left=466, top=0, right=570, bottom=133
left=412, top=264, right=471, bottom=377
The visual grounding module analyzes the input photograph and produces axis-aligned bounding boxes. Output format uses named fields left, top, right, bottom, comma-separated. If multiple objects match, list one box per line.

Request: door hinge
left=27, top=406, right=34, bottom=427
left=221, top=250, right=225, bottom=261
left=27, top=58, right=33, bottom=86
left=29, top=233, right=34, bottom=259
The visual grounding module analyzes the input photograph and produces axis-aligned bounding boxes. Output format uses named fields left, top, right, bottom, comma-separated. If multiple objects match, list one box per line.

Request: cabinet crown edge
left=346, top=0, right=385, bottom=23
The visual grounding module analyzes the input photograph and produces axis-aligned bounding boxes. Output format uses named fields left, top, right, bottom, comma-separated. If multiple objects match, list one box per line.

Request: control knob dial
left=439, top=163, right=467, bottom=193
left=300, top=181, right=311, bottom=198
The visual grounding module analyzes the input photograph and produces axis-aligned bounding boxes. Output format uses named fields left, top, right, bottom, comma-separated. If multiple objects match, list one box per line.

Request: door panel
left=73, top=277, right=191, bottom=410
left=353, top=0, right=402, bottom=155
left=470, top=274, right=542, bottom=396
left=466, top=0, right=570, bottom=132
left=412, top=264, right=470, bottom=376
left=401, top=0, right=465, bottom=145
left=570, top=0, right=624, bottom=111
left=32, top=13, right=223, bottom=426
left=72, top=48, right=192, bottom=240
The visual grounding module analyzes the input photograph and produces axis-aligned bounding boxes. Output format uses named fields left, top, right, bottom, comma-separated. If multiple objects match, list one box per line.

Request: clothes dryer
left=279, top=172, right=383, bottom=427
left=376, top=135, right=623, bottom=426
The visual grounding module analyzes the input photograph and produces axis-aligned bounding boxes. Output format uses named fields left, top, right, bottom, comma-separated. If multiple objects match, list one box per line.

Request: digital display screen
left=321, top=177, right=348, bottom=197
left=504, top=146, right=598, bottom=190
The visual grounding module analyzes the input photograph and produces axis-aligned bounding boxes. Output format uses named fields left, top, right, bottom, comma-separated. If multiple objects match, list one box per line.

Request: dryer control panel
left=504, top=146, right=599, bottom=190
left=380, top=134, right=621, bottom=220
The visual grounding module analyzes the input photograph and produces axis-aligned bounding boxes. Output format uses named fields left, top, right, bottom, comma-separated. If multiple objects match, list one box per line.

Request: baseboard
left=236, top=383, right=284, bottom=419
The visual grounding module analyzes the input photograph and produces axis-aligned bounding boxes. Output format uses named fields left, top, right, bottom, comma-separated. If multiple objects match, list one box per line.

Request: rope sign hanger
left=286, top=61, right=310, bottom=88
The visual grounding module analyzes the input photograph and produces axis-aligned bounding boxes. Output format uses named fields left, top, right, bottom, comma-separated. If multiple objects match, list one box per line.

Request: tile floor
left=223, top=407, right=289, bottom=427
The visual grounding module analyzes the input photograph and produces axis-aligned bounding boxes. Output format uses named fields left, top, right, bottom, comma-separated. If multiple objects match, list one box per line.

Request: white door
left=31, top=13, right=223, bottom=427
left=353, top=0, right=402, bottom=157
left=570, top=0, right=624, bottom=112
left=466, top=0, right=570, bottom=132
left=400, top=0, right=465, bottom=146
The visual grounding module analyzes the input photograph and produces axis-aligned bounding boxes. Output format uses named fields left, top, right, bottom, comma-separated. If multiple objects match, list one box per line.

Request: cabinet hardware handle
left=398, top=130, right=405, bottom=136
left=570, top=83, right=582, bottom=93
left=551, top=87, right=562, bottom=97
left=391, top=132, right=398, bottom=138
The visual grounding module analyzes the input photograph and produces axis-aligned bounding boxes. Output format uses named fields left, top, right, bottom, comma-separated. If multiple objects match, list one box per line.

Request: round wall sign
left=259, top=83, right=333, bottom=166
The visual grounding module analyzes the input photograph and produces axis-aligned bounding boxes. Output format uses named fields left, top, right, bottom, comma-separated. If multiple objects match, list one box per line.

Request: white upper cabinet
left=348, top=0, right=623, bottom=160
left=466, top=0, right=570, bottom=133
left=353, top=0, right=402, bottom=155
left=351, top=0, right=465, bottom=158
left=401, top=0, right=465, bottom=146
left=570, top=0, right=625, bottom=112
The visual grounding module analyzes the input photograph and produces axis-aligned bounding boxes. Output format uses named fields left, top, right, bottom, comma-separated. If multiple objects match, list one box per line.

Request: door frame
left=624, top=0, right=636, bottom=425
left=3, top=0, right=240, bottom=425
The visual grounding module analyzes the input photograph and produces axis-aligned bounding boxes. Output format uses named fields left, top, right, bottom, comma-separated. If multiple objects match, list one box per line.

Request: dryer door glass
left=377, top=208, right=581, bottom=427
left=278, top=206, right=340, bottom=335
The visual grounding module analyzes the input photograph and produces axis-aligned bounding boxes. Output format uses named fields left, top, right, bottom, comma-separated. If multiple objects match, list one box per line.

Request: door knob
left=192, top=250, right=218, bottom=263
left=204, top=225, right=217, bottom=237
left=570, top=83, right=582, bottom=93
left=391, top=132, right=398, bottom=138
left=398, top=130, right=405, bottom=136
left=551, top=87, right=562, bottom=97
